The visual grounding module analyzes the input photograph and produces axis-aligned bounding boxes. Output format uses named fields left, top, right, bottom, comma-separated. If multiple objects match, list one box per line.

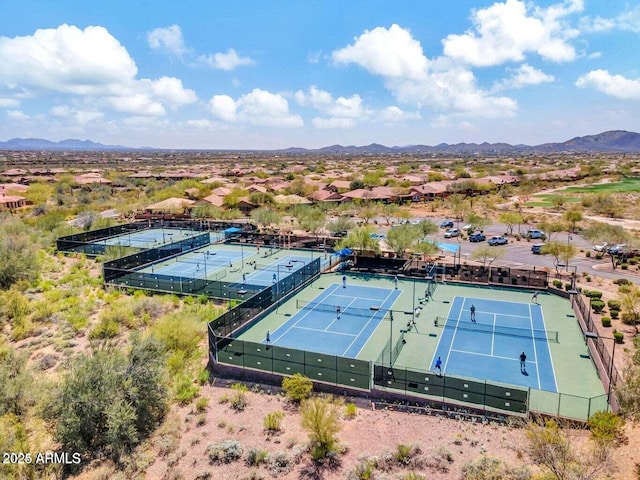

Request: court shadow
left=521, top=370, right=529, bottom=376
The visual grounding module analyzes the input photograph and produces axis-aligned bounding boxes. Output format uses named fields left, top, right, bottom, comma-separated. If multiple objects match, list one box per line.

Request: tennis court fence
left=433, top=316, right=560, bottom=343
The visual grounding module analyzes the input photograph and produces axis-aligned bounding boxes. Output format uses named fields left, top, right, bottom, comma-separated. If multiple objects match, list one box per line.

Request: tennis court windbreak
left=434, top=317, right=559, bottom=342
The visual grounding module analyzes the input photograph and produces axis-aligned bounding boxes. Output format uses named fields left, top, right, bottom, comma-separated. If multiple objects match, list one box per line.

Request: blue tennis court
left=147, top=249, right=249, bottom=278
left=244, top=255, right=315, bottom=286
left=268, top=283, right=401, bottom=358
left=431, top=296, right=558, bottom=391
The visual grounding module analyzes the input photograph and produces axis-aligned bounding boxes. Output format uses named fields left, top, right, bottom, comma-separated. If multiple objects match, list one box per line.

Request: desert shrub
left=621, top=263, right=629, bottom=270
left=245, top=448, right=269, bottom=466
left=585, top=251, right=591, bottom=257
left=461, top=455, right=531, bottom=480
left=601, top=317, right=611, bottom=327
left=263, top=411, right=285, bottom=434
left=585, top=290, right=603, bottom=299
left=266, top=451, right=295, bottom=476
left=424, top=446, right=454, bottom=473
left=348, top=459, right=376, bottom=480
left=613, top=278, right=631, bottom=286
left=230, top=383, right=248, bottom=411
left=395, top=444, right=422, bottom=466
left=610, top=310, right=619, bottom=319
left=607, top=300, right=621, bottom=311
left=300, top=396, right=341, bottom=462
left=89, top=315, right=120, bottom=340
left=590, top=300, right=605, bottom=313
left=345, top=402, right=358, bottom=418
left=197, top=368, right=210, bottom=385
left=552, top=280, right=562, bottom=289
left=613, top=330, right=624, bottom=344
left=174, top=376, right=199, bottom=405
left=587, top=411, right=625, bottom=445
left=207, top=439, right=244, bottom=464
left=282, top=373, right=313, bottom=403
left=195, top=397, right=209, bottom=413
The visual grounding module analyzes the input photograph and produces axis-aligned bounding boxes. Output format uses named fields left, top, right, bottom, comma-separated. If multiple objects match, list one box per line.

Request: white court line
left=528, top=304, right=542, bottom=390
left=536, top=304, right=558, bottom=391
left=290, top=326, right=355, bottom=337
left=331, top=293, right=387, bottom=303
left=325, top=297, right=358, bottom=331
left=443, top=297, right=464, bottom=373
left=450, top=348, right=521, bottom=362
left=350, top=289, right=398, bottom=358
left=491, top=314, right=496, bottom=356
left=272, top=283, right=341, bottom=341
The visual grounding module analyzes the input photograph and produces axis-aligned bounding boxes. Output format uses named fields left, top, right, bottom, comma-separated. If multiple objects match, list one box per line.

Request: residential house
left=144, top=197, right=195, bottom=213
left=0, top=194, right=26, bottom=211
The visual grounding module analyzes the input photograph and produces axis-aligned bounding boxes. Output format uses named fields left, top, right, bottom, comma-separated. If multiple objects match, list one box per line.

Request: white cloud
left=493, top=64, right=555, bottom=91
left=50, top=105, right=104, bottom=123
left=312, top=117, right=356, bottom=129
left=576, top=70, right=640, bottom=100
left=0, top=24, right=137, bottom=95
left=209, top=89, right=303, bottom=127
left=581, top=6, right=640, bottom=33
left=0, top=98, right=19, bottom=108
left=331, top=25, right=517, bottom=119
left=443, top=0, right=581, bottom=66
left=378, top=106, right=421, bottom=122
left=198, top=48, right=254, bottom=70
left=332, top=24, right=428, bottom=80
left=295, top=86, right=367, bottom=119
left=186, top=119, right=216, bottom=129
left=0, top=24, right=197, bottom=117
left=7, top=110, right=29, bottom=121
left=146, top=25, right=188, bottom=58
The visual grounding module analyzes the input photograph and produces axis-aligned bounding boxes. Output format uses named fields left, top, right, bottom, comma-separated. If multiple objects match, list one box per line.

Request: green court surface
left=237, top=273, right=606, bottom=419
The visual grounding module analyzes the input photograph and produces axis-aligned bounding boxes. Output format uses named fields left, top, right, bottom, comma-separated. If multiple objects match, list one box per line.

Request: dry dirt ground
left=76, top=379, right=640, bottom=480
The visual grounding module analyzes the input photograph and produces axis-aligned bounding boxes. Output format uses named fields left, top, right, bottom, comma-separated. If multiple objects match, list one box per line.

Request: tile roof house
left=144, top=197, right=195, bottom=212
left=0, top=194, right=26, bottom=210
left=74, top=172, right=112, bottom=185
left=309, top=190, right=345, bottom=203
left=200, top=194, right=225, bottom=207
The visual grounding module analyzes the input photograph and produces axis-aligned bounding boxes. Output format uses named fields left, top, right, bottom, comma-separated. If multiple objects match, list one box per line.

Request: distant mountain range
left=2, top=130, right=640, bottom=153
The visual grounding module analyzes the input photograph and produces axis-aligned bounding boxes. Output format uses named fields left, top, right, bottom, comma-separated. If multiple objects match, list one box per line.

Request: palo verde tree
left=336, top=226, right=380, bottom=256
left=498, top=211, right=524, bottom=236
left=385, top=224, right=422, bottom=258
left=470, top=245, right=505, bottom=269
left=582, top=222, right=631, bottom=270
left=619, top=284, right=640, bottom=334
left=542, top=241, right=578, bottom=274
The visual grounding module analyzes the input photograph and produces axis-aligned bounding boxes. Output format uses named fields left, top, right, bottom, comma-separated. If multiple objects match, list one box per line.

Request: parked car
left=462, top=223, right=476, bottom=232
left=488, top=236, right=508, bottom=246
left=469, top=232, right=486, bottom=242
left=444, top=228, right=461, bottom=238
left=592, top=242, right=608, bottom=252
left=607, top=244, right=627, bottom=255
left=440, top=220, right=454, bottom=229
left=531, top=244, right=544, bottom=254
left=526, top=229, right=545, bottom=239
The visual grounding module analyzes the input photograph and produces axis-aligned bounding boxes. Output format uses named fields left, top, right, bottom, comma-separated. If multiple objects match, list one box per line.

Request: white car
left=593, top=242, right=608, bottom=252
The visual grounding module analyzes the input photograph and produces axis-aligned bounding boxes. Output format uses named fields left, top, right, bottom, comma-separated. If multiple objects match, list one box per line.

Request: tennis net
left=296, top=299, right=380, bottom=319
left=434, top=317, right=559, bottom=342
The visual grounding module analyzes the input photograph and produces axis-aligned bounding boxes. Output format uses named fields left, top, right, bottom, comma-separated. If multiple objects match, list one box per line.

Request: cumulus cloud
left=576, top=70, right=640, bottom=100
left=332, top=24, right=428, bottom=80
left=147, top=24, right=254, bottom=71
left=147, top=25, right=188, bottom=58
left=443, top=0, right=581, bottom=66
left=378, top=106, right=421, bottom=122
left=312, top=117, right=356, bottom=129
left=7, top=110, right=29, bottom=121
left=198, top=48, right=255, bottom=70
left=493, top=64, right=555, bottom=91
left=295, top=86, right=367, bottom=118
left=0, top=24, right=197, bottom=117
left=330, top=25, right=518, bottom=119
left=50, top=105, right=104, bottom=123
left=209, top=89, right=303, bottom=127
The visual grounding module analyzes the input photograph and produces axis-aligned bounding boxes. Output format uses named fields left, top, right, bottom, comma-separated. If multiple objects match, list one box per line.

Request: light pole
left=585, top=332, right=617, bottom=405
left=370, top=306, right=414, bottom=366
left=558, top=263, right=578, bottom=293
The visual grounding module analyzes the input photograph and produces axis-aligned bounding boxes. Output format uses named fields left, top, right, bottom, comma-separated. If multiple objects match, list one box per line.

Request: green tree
left=582, top=223, right=631, bottom=270
left=296, top=207, right=326, bottom=241
left=0, top=347, right=34, bottom=416
left=300, top=396, right=342, bottom=462
left=248, top=191, right=274, bottom=206
left=470, top=246, right=505, bottom=268
left=463, top=212, right=490, bottom=231
left=414, top=239, right=440, bottom=261
left=541, top=242, right=578, bottom=274
left=357, top=202, right=381, bottom=224
left=191, top=204, right=224, bottom=219
left=417, top=219, right=438, bottom=237
left=336, top=226, right=380, bottom=256
left=0, top=229, right=41, bottom=290
left=380, top=203, right=399, bottom=225
left=385, top=224, right=422, bottom=258
left=537, top=219, right=565, bottom=243
left=250, top=208, right=282, bottom=231
left=326, top=217, right=355, bottom=236
left=563, top=208, right=584, bottom=233
left=618, top=338, right=640, bottom=420
left=349, top=180, right=365, bottom=190
left=619, top=284, right=640, bottom=334
left=498, top=212, right=524, bottom=236
left=48, top=335, right=168, bottom=466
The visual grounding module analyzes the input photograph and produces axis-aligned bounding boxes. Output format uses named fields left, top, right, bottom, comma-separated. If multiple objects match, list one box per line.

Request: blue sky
left=1, top=0, right=639, bottom=149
